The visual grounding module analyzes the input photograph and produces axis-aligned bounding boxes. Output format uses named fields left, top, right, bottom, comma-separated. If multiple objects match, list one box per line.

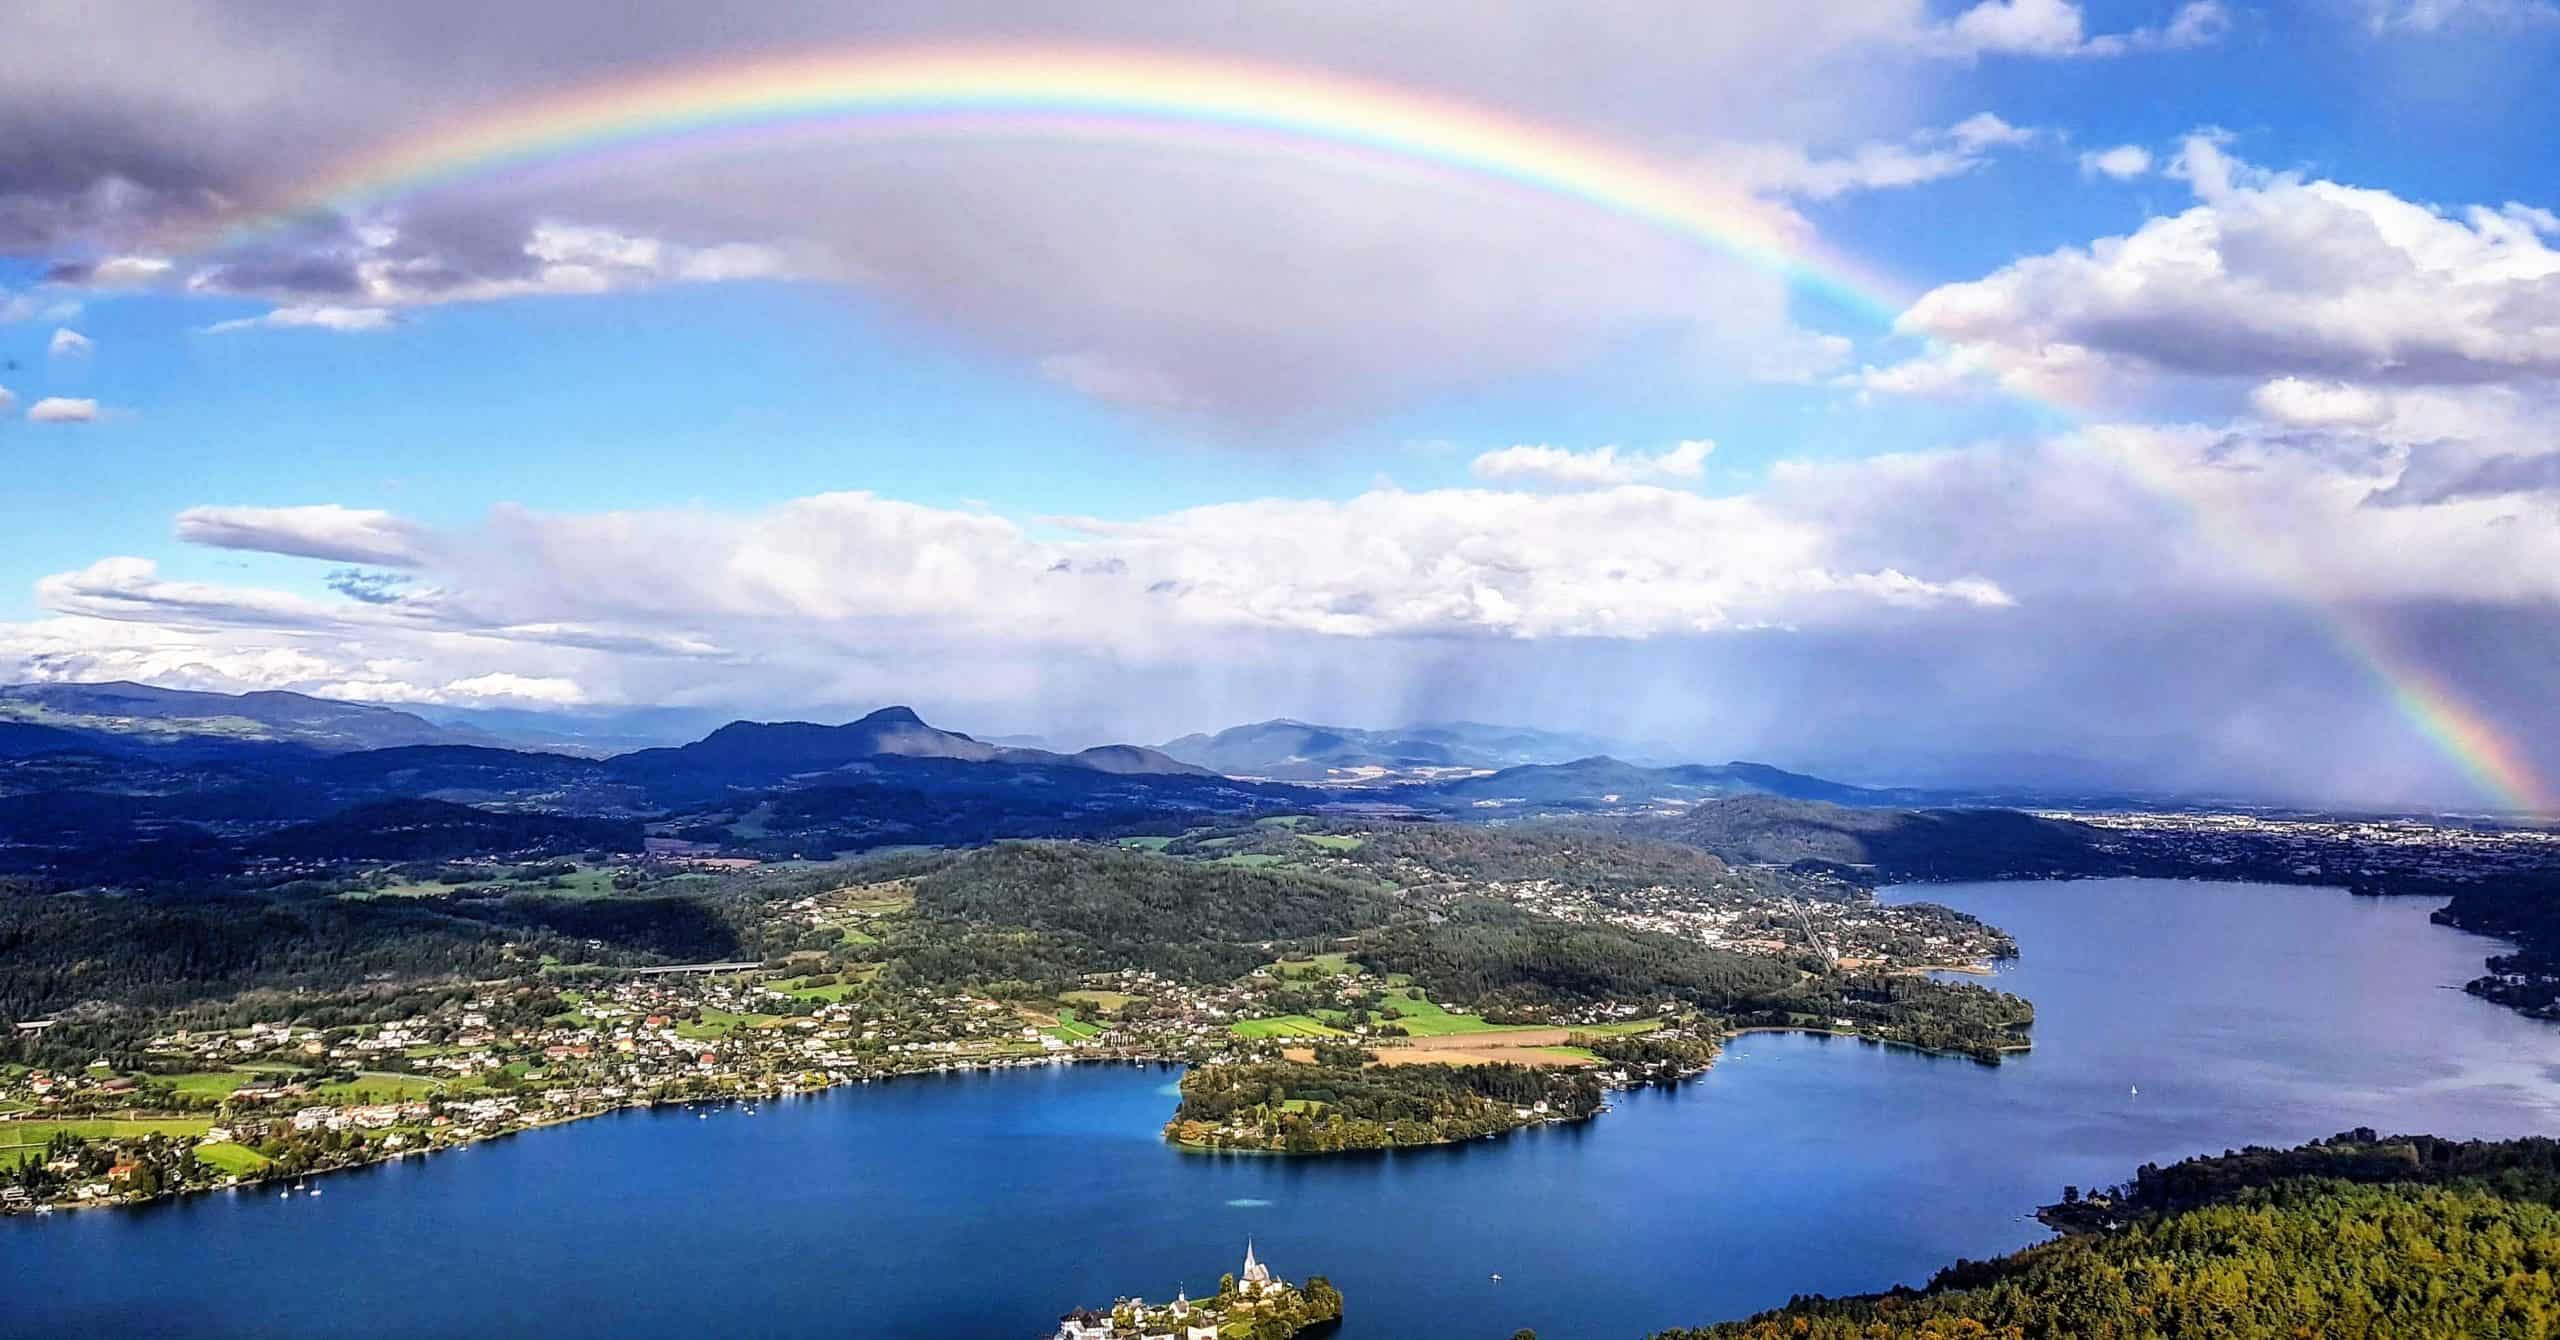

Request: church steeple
left=1241, top=1239, right=1272, bottom=1289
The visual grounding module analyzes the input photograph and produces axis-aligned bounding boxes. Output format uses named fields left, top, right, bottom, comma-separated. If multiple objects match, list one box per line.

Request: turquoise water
left=9, top=880, right=2557, bottom=1339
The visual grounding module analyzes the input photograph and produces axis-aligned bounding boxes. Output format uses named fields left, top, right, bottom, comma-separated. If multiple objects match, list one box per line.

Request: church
left=1051, top=1243, right=1281, bottom=1340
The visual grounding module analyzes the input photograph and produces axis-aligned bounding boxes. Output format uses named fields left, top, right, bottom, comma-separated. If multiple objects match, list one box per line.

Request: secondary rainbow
left=233, top=44, right=2550, bottom=813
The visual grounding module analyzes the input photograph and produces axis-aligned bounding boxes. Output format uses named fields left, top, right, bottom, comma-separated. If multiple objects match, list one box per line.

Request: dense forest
left=1337, top=823, right=1747, bottom=894
left=1166, top=1052, right=1605, bottom=1152
left=1619, top=795, right=2114, bottom=880
left=0, top=885, right=745, bottom=1021
left=1357, top=899, right=2033, bottom=1060
left=865, top=842, right=1401, bottom=993
left=1660, top=1131, right=2560, bottom=1339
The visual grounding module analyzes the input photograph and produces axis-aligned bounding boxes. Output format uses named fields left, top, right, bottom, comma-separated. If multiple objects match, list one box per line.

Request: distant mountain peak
left=854, top=705, right=927, bottom=727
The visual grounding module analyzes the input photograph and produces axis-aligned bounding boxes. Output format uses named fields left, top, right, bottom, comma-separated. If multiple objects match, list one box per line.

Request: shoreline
left=1, top=1051, right=1190, bottom=1221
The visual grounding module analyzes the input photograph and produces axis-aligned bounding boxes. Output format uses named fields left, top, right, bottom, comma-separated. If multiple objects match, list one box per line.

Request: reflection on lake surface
left=10, top=879, right=2558, bottom=1340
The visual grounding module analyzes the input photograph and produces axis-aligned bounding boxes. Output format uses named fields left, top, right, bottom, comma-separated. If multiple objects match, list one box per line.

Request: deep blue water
left=11, top=879, right=2560, bottom=1340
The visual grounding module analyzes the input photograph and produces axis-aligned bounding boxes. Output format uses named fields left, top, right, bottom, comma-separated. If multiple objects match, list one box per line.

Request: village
left=0, top=963, right=1251, bottom=1214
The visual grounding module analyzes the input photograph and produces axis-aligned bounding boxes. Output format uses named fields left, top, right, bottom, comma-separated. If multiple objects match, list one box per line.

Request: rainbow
left=226, top=44, right=2550, bottom=814
left=215, top=45, right=1918, bottom=321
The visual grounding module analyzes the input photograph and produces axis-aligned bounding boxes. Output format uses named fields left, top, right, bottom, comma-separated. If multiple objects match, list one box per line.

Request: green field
left=1298, top=833, right=1365, bottom=851
left=1213, top=852, right=1287, bottom=868
left=1061, top=989, right=1137, bottom=1011
left=1272, top=952, right=1360, bottom=978
left=1116, top=835, right=1175, bottom=851
left=777, top=975, right=863, bottom=1002
left=675, top=1009, right=785, bottom=1040
left=0, top=1118, right=215, bottom=1168
left=157, top=1070, right=257, bottom=1097
left=309, top=1072, right=448, bottom=1101
left=1231, top=1014, right=1350, bottom=1039
left=1377, top=990, right=1553, bottom=1037
left=1255, top=815, right=1312, bottom=828
left=356, top=864, right=633, bottom=900
left=1045, top=1008, right=1107, bottom=1043
left=193, top=1142, right=272, bottom=1176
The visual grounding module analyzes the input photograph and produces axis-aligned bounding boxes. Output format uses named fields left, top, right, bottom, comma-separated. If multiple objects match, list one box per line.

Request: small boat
left=2129, top=1085, right=2140, bottom=1096
left=309, top=1187, right=321, bottom=1196
left=1490, top=1273, right=1502, bottom=1283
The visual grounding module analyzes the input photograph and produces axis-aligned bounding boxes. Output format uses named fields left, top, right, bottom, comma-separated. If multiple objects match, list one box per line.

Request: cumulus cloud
left=174, top=504, right=434, bottom=567
left=1470, top=440, right=1714, bottom=488
left=0, top=385, right=14, bottom=414
left=1928, top=0, right=2228, bottom=57
left=2079, top=144, right=2155, bottom=179
left=25, top=396, right=99, bottom=423
left=46, top=326, right=90, bottom=357
left=2251, top=377, right=2392, bottom=427
left=1, top=432, right=2550, bottom=807
left=1895, top=134, right=2560, bottom=391
left=87, top=485, right=2011, bottom=657
left=437, top=672, right=590, bottom=706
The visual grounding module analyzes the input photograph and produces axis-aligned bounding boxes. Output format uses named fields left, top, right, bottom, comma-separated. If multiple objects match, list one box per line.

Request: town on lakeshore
left=2, top=807, right=2042, bottom=1213
left=1053, top=1242, right=1343, bottom=1340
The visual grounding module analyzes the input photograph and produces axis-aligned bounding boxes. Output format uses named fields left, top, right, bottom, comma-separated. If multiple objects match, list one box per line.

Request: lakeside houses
left=0, top=954, right=1318, bottom=1214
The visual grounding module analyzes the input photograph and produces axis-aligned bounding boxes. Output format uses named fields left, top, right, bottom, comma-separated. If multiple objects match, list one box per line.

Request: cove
left=9, top=879, right=2560, bottom=1340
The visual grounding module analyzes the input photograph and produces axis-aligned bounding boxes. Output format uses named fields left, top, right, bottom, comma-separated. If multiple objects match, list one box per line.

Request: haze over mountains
left=1155, top=718, right=1663, bottom=781
left=0, top=681, right=1925, bottom=878
left=0, top=681, right=507, bottom=754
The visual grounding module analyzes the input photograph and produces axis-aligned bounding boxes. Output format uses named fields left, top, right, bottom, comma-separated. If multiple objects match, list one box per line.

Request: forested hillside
left=1662, top=1131, right=2560, bottom=1339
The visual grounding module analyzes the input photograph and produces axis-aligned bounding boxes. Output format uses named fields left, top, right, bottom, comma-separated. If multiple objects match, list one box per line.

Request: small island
left=1053, top=1242, right=1343, bottom=1340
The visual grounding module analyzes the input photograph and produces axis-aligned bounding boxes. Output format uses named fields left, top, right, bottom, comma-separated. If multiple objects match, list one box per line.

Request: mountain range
left=0, top=681, right=1924, bottom=878
left=0, top=681, right=507, bottom=754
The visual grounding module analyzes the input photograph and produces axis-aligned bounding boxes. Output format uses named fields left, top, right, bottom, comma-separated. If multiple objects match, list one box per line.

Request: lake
left=12, top=879, right=2560, bottom=1339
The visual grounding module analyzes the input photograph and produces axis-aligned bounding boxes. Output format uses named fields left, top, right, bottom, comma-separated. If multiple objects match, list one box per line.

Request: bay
left=10, top=879, right=2558, bottom=1339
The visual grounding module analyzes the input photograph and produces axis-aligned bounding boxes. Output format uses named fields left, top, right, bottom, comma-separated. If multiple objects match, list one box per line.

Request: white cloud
left=87, top=255, right=174, bottom=286
left=437, top=672, right=591, bottom=706
left=5, top=436, right=2557, bottom=808
left=1896, top=134, right=2560, bottom=392
left=2361, top=0, right=2560, bottom=30
left=182, top=222, right=803, bottom=319
left=1714, top=113, right=2036, bottom=202
left=174, top=504, right=434, bottom=567
left=204, top=304, right=398, bottom=334
left=0, top=386, right=14, bottom=415
left=1928, top=0, right=2227, bottom=57
left=2079, top=144, right=2155, bottom=180
left=66, top=485, right=2013, bottom=658
left=2250, top=377, right=2392, bottom=427
left=1470, top=440, right=1715, bottom=488
left=46, top=327, right=91, bottom=358
left=26, top=397, right=99, bottom=423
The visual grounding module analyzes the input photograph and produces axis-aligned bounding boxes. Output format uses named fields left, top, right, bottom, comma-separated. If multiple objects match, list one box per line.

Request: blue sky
left=5, top=0, right=2559, bottom=809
